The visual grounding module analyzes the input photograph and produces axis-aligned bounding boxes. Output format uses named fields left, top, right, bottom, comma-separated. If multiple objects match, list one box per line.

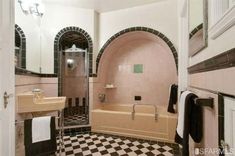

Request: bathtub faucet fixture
left=132, top=104, right=158, bottom=121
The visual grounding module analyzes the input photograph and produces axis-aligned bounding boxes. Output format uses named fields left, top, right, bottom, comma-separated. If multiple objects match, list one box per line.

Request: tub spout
left=155, top=106, right=158, bottom=121
left=132, top=104, right=135, bottom=120
left=155, top=113, right=158, bottom=121
left=131, top=111, right=135, bottom=120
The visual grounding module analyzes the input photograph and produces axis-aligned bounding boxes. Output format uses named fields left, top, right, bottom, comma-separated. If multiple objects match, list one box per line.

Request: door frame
left=0, top=0, right=15, bottom=155
left=218, top=93, right=235, bottom=156
left=54, top=27, right=93, bottom=127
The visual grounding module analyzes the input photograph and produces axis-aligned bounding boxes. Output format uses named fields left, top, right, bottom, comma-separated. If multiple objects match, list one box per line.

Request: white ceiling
left=43, top=0, right=166, bottom=13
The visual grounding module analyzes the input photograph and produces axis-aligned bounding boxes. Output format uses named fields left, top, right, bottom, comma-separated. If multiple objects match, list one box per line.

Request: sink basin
left=17, top=93, right=66, bottom=113
left=36, top=97, right=66, bottom=104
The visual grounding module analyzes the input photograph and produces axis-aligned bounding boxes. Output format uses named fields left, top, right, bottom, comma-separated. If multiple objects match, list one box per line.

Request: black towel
left=175, top=92, right=203, bottom=156
left=24, top=117, right=57, bottom=156
left=167, top=84, right=178, bottom=113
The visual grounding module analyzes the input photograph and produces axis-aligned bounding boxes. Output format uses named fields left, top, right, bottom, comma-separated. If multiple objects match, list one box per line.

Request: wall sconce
left=18, top=0, right=45, bottom=17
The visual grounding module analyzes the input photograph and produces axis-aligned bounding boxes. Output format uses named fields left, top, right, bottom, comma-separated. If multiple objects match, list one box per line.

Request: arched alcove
left=54, top=27, right=93, bottom=96
left=54, top=26, right=93, bottom=126
left=54, top=26, right=93, bottom=76
left=96, top=29, right=178, bottom=106
left=96, top=27, right=178, bottom=74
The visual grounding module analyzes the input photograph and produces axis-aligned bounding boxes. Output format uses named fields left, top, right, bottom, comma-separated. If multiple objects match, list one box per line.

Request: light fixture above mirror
left=18, top=0, right=45, bottom=17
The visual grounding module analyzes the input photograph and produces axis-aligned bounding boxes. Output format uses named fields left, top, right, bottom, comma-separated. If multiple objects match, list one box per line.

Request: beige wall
left=15, top=2, right=41, bottom=73
left=20, top=0, right=178, bottom=74
left=99, top=0, right=178, bottom=50
left=40, top=3, right=96, bottom=74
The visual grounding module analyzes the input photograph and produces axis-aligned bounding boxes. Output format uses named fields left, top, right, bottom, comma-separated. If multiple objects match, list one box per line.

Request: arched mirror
left=188, top=0, right=208, bottom=56
left=15, top=24, right=26, bottom=69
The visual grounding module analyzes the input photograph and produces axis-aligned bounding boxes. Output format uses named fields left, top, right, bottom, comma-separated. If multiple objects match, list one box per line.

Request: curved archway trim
left=54, top=26, right=93, bottom=75
left=15, top=24, right=26, bottom=69
left=189, top=23, right=203, bottom=39
left=96, top=27, right=178, bottom=74
left=54, top=26, right=93, bottom=96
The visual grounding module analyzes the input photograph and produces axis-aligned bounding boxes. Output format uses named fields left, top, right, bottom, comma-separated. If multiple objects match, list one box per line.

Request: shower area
left=59, top=31, right=89, bottom=127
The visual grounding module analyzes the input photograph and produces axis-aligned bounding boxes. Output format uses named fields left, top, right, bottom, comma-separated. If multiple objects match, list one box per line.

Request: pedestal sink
left=17, top=92, right=66, bottom=113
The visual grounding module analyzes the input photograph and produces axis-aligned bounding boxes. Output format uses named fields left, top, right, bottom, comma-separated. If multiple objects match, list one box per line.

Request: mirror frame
left=15, top=24, right=26, bottom=69
left=189, top=0, right=208, bottom=57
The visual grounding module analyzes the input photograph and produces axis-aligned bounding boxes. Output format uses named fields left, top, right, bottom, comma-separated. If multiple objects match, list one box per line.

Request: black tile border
left=95, top=26, right=178, bottom=75
left=15, top=24, right=26, bottom=69
left=54, top=26, right=93, bottom=77
left=189, top=23, right=203, bottom=39
left=63, top=126, right=92, bottom=136
left=15, top=67, right=57, bottom=77
left=188, top=47, right=235, bottom=74
left=53, top=26, right=93, bottom=96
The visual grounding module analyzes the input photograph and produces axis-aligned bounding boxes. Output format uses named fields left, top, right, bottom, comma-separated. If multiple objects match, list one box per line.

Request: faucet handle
left=32, top=89, right=44, bottom=101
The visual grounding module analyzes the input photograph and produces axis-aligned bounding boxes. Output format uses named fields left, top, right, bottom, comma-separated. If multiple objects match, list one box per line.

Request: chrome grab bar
left=132, top=104, right=158, bottom=121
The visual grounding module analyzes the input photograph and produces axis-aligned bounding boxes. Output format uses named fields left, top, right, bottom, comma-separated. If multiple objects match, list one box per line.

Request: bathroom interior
left=0, top=0, right=235, bottom=155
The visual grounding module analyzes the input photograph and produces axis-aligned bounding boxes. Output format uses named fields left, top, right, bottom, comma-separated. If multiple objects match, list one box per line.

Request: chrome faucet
left=32, top=88, right=43, bottom=102
left=132, top=104, right=158, bottom=121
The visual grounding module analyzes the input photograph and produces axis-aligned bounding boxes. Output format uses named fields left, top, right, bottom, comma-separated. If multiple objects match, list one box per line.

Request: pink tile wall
left=89, top=78, right=106, bottom=109
left=189, top=68, right=235, bottom=155
left=189, top=67, right=235, bottom=96
left=96, top=32, right=178, bottom=106
left=15, top=75, right=58, bottom=96
left=15, top=75, right=41, bottom=94
left=40, top=78, right=58, bottom=97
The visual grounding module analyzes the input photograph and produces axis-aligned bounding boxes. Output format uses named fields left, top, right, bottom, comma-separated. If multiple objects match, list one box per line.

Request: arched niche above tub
left=95, top=28, right=178, bottom=106
left=96, top=27, right=178, bottom=76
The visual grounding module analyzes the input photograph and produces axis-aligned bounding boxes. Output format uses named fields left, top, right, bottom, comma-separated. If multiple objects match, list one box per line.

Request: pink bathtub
left=91, top=104, right=177, bottom=143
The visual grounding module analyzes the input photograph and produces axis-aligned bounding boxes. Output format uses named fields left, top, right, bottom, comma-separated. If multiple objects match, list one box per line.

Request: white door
left=0, top=0, right=15, bottom=155
left=224, top=96, right=235, bottom=155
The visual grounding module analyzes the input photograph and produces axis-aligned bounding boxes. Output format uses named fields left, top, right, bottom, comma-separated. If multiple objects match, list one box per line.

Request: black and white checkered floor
left=64, top=115, right=89, bottom=126
left=57, top=133, right=180, bottom=156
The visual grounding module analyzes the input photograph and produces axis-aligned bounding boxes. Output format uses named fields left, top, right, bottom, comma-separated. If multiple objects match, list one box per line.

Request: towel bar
left=15, top=110, right=65, bottom=156
left=194, top=98, right=214, bottom=108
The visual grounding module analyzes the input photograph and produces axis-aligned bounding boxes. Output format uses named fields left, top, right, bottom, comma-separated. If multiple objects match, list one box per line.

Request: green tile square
left=133, top=64, right=143, bottom=73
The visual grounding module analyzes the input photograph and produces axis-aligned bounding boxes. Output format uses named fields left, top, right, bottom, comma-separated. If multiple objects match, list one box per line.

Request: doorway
left=56, top=29, right=91, bottom=127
